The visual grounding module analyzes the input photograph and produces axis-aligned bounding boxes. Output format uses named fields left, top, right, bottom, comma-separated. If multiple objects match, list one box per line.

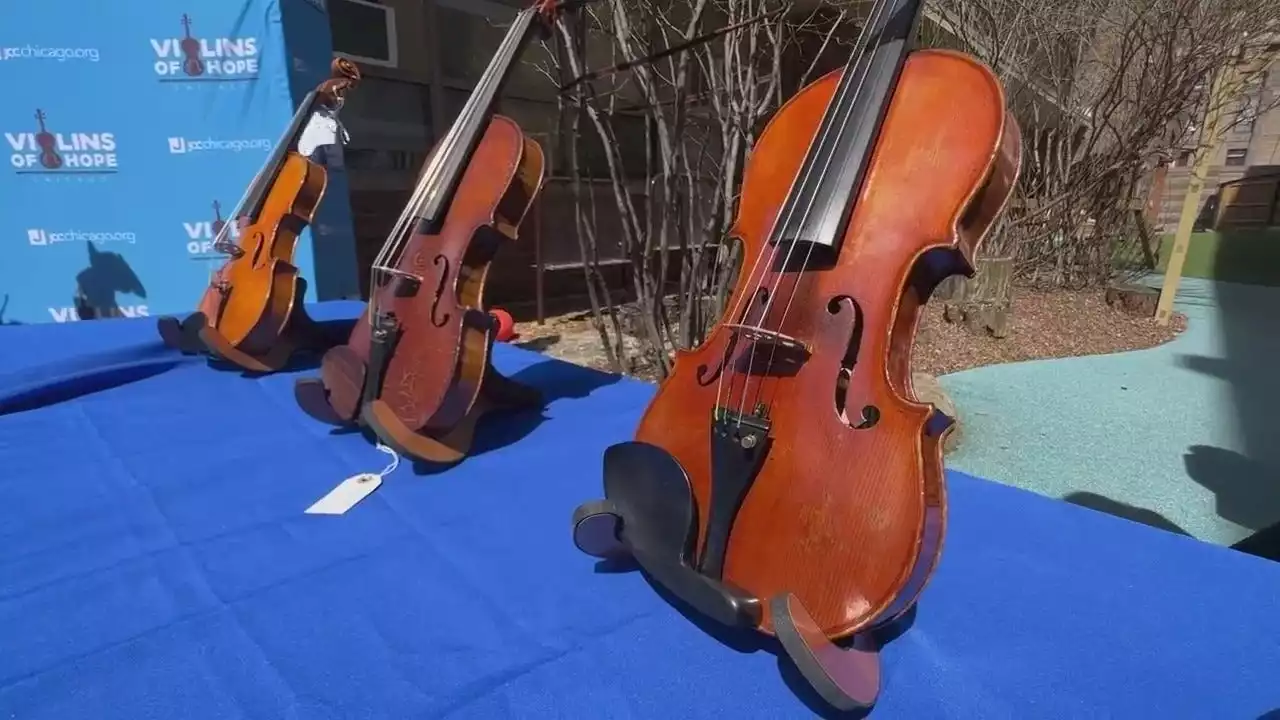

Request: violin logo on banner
left=150, top=13, right=260, bottom=82
left=6, top=109, right=118, bottom=174
left=184, top=200, right=241, bottom=256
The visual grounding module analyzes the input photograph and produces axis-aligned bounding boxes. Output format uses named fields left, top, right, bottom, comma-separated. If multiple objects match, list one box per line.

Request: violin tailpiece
left=699, top=409, right=771, bottom=579
left=360, top=313, right=403, bottom=409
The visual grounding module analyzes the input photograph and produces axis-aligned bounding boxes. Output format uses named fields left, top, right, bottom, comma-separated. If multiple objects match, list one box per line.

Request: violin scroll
left=318, top=57, right=363, bottom=108
left=531, top=0, right=588, bottom=36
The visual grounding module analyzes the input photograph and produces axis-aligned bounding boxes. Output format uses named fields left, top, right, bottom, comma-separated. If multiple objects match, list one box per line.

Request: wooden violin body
left=200, top=152, right=326, bottom=354
left=572, top=42, right=1022, bottom=712
left=296, top=116, right=545, bottom=462
left=158, top=58, right=361, bottom=373
left=642, top=50, right=1021, bottom=638
left=296, top=1, right=561, bottom=463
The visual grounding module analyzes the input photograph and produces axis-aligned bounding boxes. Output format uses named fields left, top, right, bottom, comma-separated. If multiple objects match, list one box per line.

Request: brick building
left=1155, top=41, right=1280, bottom=231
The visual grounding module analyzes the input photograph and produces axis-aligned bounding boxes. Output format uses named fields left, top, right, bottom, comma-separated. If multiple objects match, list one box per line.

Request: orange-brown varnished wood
left=334, top=115, right=545, bottom=434
left=634, top=49, right=1022, bottom=639
left=173, top=58, right=360, bottom=367
left=207, top=151, right=327, bottom=348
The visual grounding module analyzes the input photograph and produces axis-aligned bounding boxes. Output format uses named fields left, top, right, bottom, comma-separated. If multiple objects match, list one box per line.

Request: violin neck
left=768, top=0, right=924, bottom=256
left=239, top=90, right=323, bottom=223
left=409, top=9, right=538, bottom=232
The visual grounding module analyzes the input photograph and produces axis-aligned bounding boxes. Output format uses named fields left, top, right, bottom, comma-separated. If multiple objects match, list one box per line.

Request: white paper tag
left=305, top=473, right=383, bottom=515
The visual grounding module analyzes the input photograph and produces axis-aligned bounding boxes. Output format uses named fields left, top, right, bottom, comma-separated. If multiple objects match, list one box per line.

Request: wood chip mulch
left=912, top=289, right=1188, bottom=376
left=512, top=288, right=1188, bottom=380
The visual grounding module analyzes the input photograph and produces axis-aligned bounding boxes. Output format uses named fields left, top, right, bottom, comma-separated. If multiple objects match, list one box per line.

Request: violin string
left=388, top=6, right=533, bottom=263
left=213, top=91, right=321, bottom=252
left=745, top=0, right=897, bottom=420
left=368, top=11, right=532, bottom=320
left=712, top=1, right=884, bottom=416
left=716, top=0, right=891, bottom=423
left=372, top=15, right=521, bottom=278
left=372, top=13, right=523, bottom=276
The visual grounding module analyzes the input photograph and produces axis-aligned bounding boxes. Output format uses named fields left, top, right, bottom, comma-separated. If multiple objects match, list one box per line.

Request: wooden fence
left=1215, top=172, right=1280, bottom=229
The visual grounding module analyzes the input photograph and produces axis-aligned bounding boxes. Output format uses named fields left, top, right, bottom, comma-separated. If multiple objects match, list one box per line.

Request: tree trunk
left=935, top=255, right=1014, bottom=338
left=1105, top=283, right=1160, bottom=318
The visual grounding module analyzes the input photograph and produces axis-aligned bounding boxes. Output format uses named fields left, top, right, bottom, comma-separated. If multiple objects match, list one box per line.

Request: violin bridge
left=373, top=265, right=423, bottom=298
left=722, top=324, right=809, bottom=354
left=722, top=324, right=811, bottom=378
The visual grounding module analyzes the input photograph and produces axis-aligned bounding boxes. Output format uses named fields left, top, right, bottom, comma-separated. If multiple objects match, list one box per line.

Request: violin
left=293, top=1, right=565, bottom=464
left=180, top=14, right=205, bottom=77
left=571, top=0, right=1022, bottom=711
left=34, top=109, right=62, bottom=170
left=157, top=58, right=362, bottom=372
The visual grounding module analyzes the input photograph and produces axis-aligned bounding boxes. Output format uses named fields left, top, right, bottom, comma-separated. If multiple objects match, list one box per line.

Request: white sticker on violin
left=297, top=107, right=342, bottom=158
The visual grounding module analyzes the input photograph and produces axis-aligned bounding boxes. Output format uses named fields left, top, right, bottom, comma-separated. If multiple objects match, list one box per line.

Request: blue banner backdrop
left=279, top=0, right=360, bottom=305
left=0, top=0, right=357, bottom=326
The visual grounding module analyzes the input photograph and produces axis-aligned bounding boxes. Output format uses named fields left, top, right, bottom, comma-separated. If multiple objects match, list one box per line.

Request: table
left=1, top=305, right=1277, bottom=719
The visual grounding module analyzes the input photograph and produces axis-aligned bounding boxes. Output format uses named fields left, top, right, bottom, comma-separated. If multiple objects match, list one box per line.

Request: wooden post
left=1154, top=62, right=1236, bottom=326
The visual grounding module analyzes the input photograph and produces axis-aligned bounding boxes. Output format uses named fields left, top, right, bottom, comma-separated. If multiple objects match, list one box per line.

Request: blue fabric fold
left=0, top=342, right=198, bottom=415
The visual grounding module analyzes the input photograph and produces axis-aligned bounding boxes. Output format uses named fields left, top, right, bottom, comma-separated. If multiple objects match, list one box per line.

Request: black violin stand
left=571, top=441, right=882, bottom=713
left=156, top=278, right=340, bottom=373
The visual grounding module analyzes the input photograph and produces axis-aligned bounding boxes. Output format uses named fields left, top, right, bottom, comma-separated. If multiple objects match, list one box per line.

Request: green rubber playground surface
left=940, top=277, right=1280, bottom=547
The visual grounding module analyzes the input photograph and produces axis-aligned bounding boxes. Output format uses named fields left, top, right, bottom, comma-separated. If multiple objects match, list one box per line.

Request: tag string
left=375, top=442, right=400, bottom=478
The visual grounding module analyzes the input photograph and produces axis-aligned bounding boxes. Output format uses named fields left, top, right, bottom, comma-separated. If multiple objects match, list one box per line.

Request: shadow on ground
left=939, top=275, right=1280, bottom=552
left=1177, top=233, right=1280, bottom=560
left=1063, top=492, right=1190, bottom=536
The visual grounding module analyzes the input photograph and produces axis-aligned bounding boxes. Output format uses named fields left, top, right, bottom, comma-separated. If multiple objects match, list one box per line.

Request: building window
left=341, top=76, right=432, bottom=147
left=435, top=0, right=517, bottom=87
left=329, top=0, right=398, bottom=68
left=1224, top=148, right=1248, bottom=167
left=1174, top=150, right=1194, bottom=167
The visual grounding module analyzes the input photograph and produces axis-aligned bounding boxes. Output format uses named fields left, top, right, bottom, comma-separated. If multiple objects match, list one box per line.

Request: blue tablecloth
left=1, top=305, right=1277, bottom=719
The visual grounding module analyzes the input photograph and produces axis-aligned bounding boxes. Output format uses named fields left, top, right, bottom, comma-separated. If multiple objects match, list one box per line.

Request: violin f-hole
left=429, top=254, right=451, bottom=328
left=828, top=295, right=874, bottom=428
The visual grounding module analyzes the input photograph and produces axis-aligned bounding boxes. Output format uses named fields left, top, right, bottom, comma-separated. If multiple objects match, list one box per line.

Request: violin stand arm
left=294, top=344, right=366, bottom=427
left=156, top=313, right=210, bottom=355
left=770, top=594, right=881, bottom=713
left=198, top=324, right=293, bottom=374
left=359, top=316, right=542, bottom=465
left=571, top=440, right=879, bottom=713
left=359, top=353, right=542, bottom=465
left=362, top=399, right=473, bottom=465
